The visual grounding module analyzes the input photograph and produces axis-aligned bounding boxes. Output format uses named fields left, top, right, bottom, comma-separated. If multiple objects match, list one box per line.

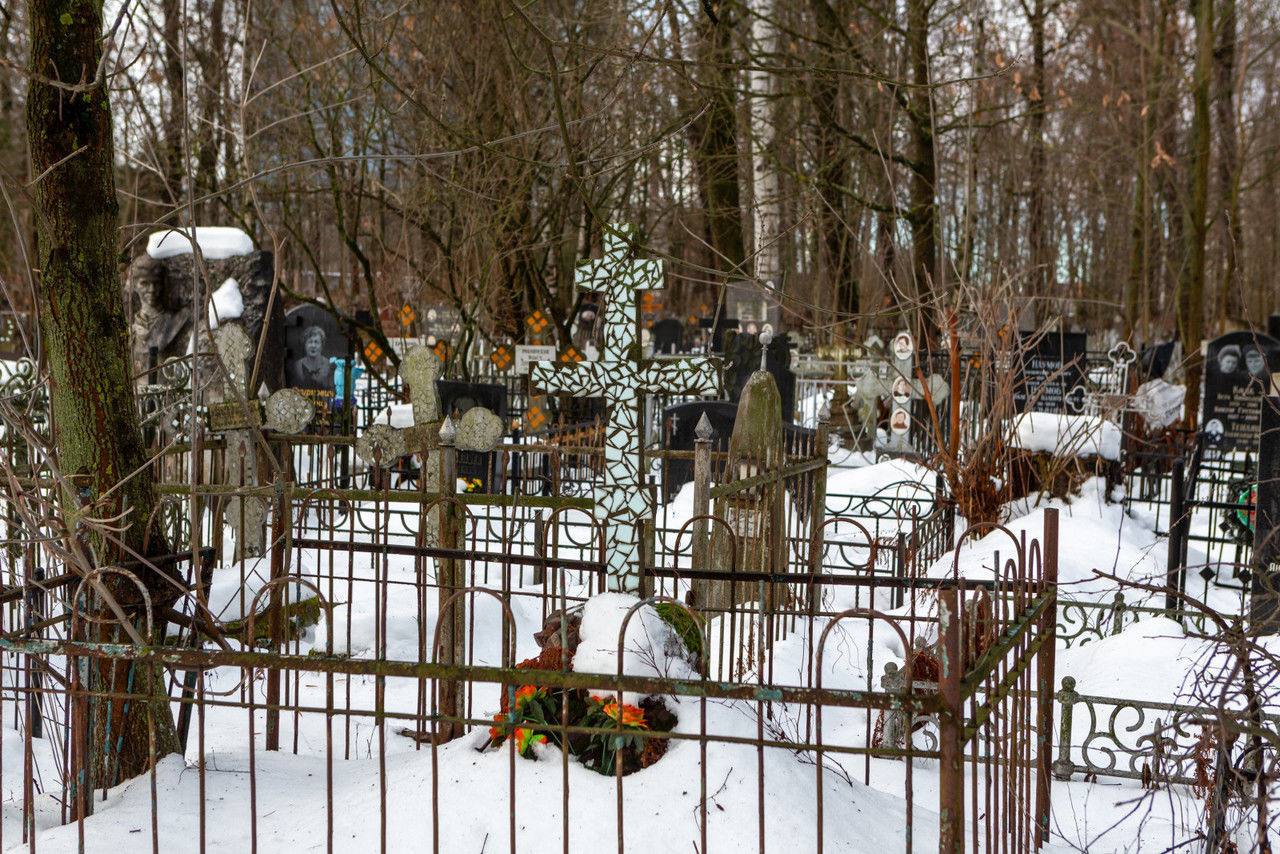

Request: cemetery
left=6, top=4, right=1280, bottom=853
left=0, top=215, right=1273, bottom=853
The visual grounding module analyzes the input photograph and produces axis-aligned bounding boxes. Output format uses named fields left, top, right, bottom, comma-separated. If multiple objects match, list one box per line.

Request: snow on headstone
left=146, top=227, right=255, bottom=260
left=208, top=278, right=244, bottom=330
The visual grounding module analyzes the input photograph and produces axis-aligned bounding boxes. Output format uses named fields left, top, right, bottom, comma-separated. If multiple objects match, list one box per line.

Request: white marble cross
left=530, top=224, right=720, bottom=590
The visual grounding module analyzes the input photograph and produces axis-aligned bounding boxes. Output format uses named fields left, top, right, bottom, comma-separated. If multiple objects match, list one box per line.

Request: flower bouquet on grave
left=578, top=694, right=651, bottom=776
left=487, top=685, right=559, bottom=757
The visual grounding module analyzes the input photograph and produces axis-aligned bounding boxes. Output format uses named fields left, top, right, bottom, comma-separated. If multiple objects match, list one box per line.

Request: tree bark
left=26, top=0, right=181, bottom=785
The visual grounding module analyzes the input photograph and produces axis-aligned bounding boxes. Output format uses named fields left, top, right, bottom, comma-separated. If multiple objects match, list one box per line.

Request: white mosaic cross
left=530, top=224, right=719, bottom=590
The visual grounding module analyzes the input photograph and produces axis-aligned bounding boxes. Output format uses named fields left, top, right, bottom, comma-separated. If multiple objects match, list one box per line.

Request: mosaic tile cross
left=530, top=225, right=719, bottom=590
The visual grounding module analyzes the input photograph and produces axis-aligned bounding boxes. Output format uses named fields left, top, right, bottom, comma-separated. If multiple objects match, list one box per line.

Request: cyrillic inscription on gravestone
left=1013, top=330, right=1087, bottom=413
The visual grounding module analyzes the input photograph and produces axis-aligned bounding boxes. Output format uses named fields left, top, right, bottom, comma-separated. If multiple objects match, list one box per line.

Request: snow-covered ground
left=0, top=443, right=1256, bottom=852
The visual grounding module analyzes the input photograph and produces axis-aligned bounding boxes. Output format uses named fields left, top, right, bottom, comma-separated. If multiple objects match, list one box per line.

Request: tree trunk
left=906, top=0, right=939, bottom=329
left=26, top=0, right=181, bottom=785
left=1178, top=0, right=1213, bottom=426
left=1026, top=0, right=1051, bottom=325
left=688, top=2, right=748, bottom=281
left=1213, top=0, right=1243, bottom=325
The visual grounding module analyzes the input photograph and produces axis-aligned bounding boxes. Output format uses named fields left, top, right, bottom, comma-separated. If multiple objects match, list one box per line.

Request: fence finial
left=695, top=412, right=716, bottom=441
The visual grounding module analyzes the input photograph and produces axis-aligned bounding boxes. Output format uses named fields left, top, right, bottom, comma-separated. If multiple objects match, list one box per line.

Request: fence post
left=436, top=417, right=466, bottom=742
left=1035, top=507, right=1059, bottom=848
left=807, top=408, right=830, bottom=609
left=1165, top=460, right=1186, bottom=614
left=265, top=475, right=287, bottom=752
left=1052, top=676, right=1078, bottom=781
left=691, top=414, right=714, bottom=576
left=938, top=587, right=964, bottom=852
left=1110, top=592, right=1127, bottom=636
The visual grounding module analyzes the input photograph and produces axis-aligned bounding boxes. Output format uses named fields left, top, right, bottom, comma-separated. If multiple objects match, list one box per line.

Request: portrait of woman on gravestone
left=1217, top=344, right=1242, bottom=375
left=289, top=325, right=335, bottom=392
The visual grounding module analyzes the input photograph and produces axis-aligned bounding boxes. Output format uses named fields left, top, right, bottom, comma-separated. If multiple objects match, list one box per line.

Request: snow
left=3, top=421, right=1264, bottom=851
left=146, top=227, right=255, bottom=260
left=369, top=403, right=416, bottom=428
left=1011, top=411, right=1121, bottom=460
left=207, top=278, right=244, bottom=329
left=572, top=593, right=699, bottom=702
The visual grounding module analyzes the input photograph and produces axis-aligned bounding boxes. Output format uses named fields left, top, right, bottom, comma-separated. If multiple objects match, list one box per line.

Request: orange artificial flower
left=513, top=685, right=546, bottom=708
left=602, top=700, right=646, bottom=728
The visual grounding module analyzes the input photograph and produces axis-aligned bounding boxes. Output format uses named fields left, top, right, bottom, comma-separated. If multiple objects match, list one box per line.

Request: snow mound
left=208, top=278, right=243, bottom=330
left=573, top=593, right=698, bottom=698
left=147, top=227, right=254, bottom=260
left=1011, top=412, right=1121, bottom=460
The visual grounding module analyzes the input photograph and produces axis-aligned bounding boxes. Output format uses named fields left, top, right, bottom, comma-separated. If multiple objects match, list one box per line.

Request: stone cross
left=402, top=346, right=443, bottom=425
left=529, top=224, right=719, bottom=590
left=213, top=323, right=266, bottom=559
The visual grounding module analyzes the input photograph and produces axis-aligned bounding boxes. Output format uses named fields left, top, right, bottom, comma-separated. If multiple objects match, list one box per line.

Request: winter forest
left=3, top=0, right=1280, bottom=851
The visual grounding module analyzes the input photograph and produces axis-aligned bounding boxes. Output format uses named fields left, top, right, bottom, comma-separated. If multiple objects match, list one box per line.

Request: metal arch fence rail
left=0, top=474, right=1058, bottom=853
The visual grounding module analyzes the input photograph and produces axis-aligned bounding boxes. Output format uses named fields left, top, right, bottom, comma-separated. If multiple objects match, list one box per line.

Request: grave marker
left=1013, top=330, right=1087, bottom=413
left=529, top=224, right=720, bottom=590
left=1202, top=331, right=1280, bottom=451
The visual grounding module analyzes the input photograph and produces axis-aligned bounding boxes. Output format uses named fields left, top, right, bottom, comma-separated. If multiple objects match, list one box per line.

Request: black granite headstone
left=436, top=379, right=508, bottom=420
left=726, top=333, right=796, bottom=424
left=1140, top=340, right=1177, bottom=382
left=1251, top=397, right=1280, bottom=633
left=651, top=318, right=685, bottom=355
left=1012, top=330, right=1087, bottom=413
left=284, top=305, right=352, bottom=418
left=1203, top=331, right=1280, bottom=451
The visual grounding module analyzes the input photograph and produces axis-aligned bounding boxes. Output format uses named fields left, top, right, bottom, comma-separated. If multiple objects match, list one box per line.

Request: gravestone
left=1013, top=330, right=1087, bottom=413
left=435, top=379, right=507, bottom=491
left=704, top=316, right=739, bottom=353
left=698, top=371, right=783, bottom=612
left=436, top=380, right=508, bottom=420
left=726, top=332, right=796, bottom=423
left=262, top=387, right=315, bottom=434
left=423, top=306, right=462, bottom=346
left=515, top=344, right=556, bottom=375
left=284, top=305, right=351, bottom=417
left=455, top=407, right=505, bottom=453
left=529, top=224, right=720, bottom=590
left=401, top=346, right=443, bottom=425
left=212, top=323, right=266, bottom=559
left=125, top=231, right=285, bottom=390
left=1251, top=397, right=1280, bottom=634
left=651, top=318, right=685, bottom=355
left=1202, top=331, right=1280, bottom=451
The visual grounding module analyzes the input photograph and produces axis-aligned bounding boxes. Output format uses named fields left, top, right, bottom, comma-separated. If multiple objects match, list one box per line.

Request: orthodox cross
left=530, top=225, right=719, bottom=590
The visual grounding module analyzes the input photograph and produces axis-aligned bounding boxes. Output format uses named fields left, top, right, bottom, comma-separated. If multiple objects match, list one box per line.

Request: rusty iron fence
left=0, top=413, right=1056, bottom=853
